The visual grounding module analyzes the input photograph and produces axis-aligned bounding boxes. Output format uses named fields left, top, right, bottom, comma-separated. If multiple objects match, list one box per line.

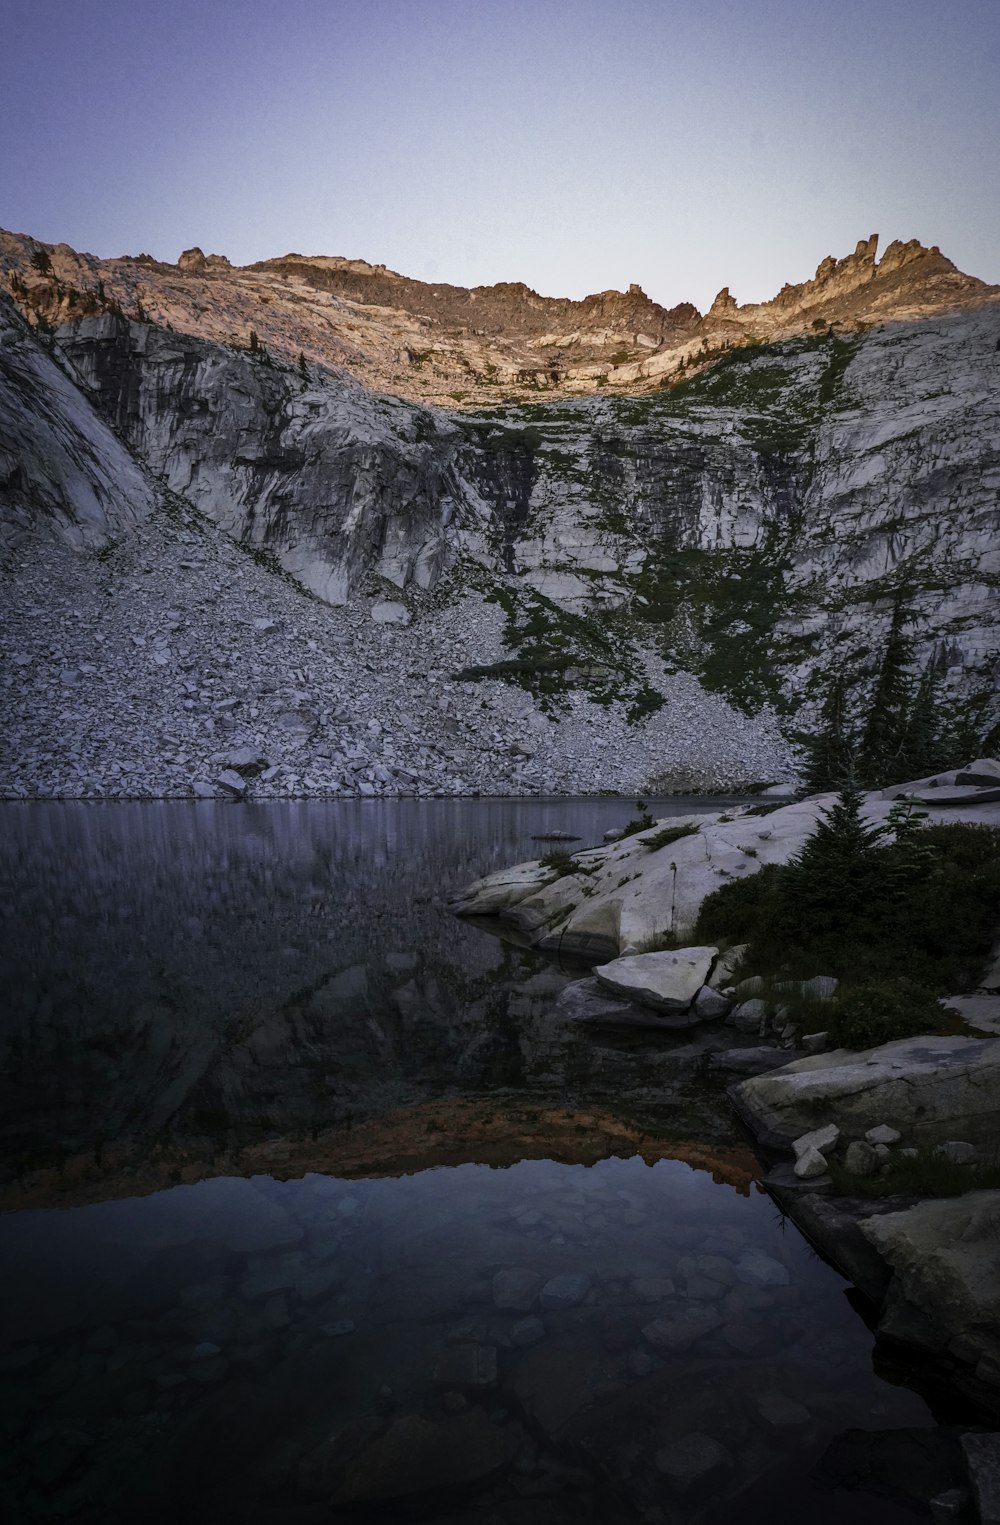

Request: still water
left=0, top=801, right=973, bottom=1522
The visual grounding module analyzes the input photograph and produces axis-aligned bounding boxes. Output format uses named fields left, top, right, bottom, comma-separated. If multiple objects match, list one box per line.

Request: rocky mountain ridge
left=2, top=227, right=996, bottom=407
left=1, top=224, right=998, bottom=801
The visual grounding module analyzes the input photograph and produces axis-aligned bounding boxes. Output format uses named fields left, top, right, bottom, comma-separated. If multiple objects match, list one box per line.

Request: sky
left=2, top=0, right=998, bottom=313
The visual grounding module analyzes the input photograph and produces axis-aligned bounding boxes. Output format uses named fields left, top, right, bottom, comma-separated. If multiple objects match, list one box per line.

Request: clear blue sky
left=2, top=0, right=998, bottom=311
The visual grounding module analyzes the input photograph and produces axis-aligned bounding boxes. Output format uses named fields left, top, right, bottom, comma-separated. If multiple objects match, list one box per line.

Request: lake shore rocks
left=730, top=1036, right=1000, bottom=1150
left=451, top=769, right=1000, bottom=954
left=594, top=947, right=717, bottom=1011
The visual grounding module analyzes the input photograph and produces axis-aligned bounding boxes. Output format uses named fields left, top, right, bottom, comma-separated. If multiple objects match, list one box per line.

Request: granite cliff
left=1, top=231, right=998, bottom=800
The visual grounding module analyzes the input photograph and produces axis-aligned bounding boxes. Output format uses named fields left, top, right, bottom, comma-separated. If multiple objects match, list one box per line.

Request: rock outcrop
left=451, top=778, right=1000, bottom=954
left=859, top=1191, right=1000, bottom=1387
left=730, top=1036, right=1000, bottom=1149
left=2, top=228, right=995, bottom=406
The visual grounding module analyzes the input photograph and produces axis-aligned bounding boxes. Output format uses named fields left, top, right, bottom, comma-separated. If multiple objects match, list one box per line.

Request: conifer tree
left=858, top=599, right=913, bottom=786
left=771, top=777, right=887, bottom=948
left=803, top=673, right=856, bottom=793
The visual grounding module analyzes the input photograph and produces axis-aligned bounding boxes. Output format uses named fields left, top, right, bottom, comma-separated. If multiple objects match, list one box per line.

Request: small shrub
left=30, top=247, right=52, bottom=274
left=618, top=801, right=655, bottom=838
left=694, top=863, right=782, bottom=943
left=540, top=850, right=577, bottom=876
left=826, top=978, right=947, bottom=1050
left=641, top=823, right=699, bottom=852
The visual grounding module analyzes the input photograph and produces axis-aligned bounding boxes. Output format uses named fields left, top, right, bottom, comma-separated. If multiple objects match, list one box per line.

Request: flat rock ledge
left=730, top=1036, right=1000, bottom=1150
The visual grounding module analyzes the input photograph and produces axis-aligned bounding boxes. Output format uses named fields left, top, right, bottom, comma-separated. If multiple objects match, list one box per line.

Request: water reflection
left=0, top=1155, right=935, bottom=1524
left=0, top=800, right=965, bottom=1522
left=0, top=798, right=741, bottom=1194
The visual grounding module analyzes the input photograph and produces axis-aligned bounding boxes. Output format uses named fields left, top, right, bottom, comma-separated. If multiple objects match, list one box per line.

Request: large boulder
left=730, top=1036, right=1000, bottom=1148
left=593, top=947, right=718, bottom=1012
left=860, top=1191, right=1000, bottom=1390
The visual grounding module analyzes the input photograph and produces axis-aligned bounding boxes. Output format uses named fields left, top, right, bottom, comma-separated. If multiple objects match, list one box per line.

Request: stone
left=845, top=1140, right=880, bottom=1176
left=432, top=1343, right=498, bottom=1391
left=753, top=1391, right=811, bottom=1428
left=191, top=780, right=216, bottom=798
left=493, top=1267, right=542, bottom=1312
left=936, top=1140, right=978, bottom=1164
left=693, top=984, right=730, bottom=1020
left=866, top=1124, right=902, bottom=1146
left=510, top=1317, right=545, bottom=1347
left=221, top=744, right=268, bottom=776
left=216, top=768, right=248, bottom=797
left=802, top=1030, right=830, bottom=1054
left=861, top=1193, right=1000, bottom=1376
left=794, top=1146, right=829, bottom=1179
left=370, top=601, right=410, bottom=626
left=727, top=998, right=767, bottom=1034
left=731, top=1037, right=1000, bottom=1149
left=654, top=1432, right=734, bottom=1495
left=956, top=759, right=1000, bottom=787
left=336, top=1410, right=520, bottom=1504
left=929, top=1487, right=973, bottom=1524
left=593, top=947, right=717, bottom=1012
left=642, top=1305, right=723, bottom=1351
left=735, top=1249, right=790, bottom=1287
left=962, top=1433, right=1000, bottom=1525
left=539, top=1272, right=592, bottom=1310
left=792, top=1123, right=840, bottom=1159
left=707, top=945, right=749, bottom=989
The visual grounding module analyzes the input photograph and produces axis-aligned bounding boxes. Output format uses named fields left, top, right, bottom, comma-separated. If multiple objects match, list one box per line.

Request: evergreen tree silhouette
left=858, top=599, right=913, bottom=785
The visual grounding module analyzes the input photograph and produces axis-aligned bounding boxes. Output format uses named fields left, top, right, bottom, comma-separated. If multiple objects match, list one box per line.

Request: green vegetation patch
left=693, top=789, right=1000, bottom=1046
left=640, top=822, right=700, bottom=852
left=453, top=584, right=664, bottom=722
left=631, top=537, right=803, bottom=713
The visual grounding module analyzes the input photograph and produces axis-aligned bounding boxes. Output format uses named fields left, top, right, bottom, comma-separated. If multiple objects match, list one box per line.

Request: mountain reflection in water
left=0, top=800, right=969, bottom=1522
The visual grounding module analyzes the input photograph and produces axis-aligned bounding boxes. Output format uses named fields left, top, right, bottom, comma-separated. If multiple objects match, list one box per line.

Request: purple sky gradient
left=2, top=0, right=998, bottom=311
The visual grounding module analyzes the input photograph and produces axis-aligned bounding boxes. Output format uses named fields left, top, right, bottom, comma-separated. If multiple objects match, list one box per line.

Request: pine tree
left=249, top=329, right=260, bottom=354
left=803, top=673, right=856, bottom=793
left=298, top=351, right=308, bottom=379
left=771, top=777, right=888, bottom=948
left=858, top=599, right=913, bottom=786
left=897, top=658, right=945, bottom=780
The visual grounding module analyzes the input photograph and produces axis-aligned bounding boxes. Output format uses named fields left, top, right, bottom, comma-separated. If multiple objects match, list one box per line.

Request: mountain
left=1, top=228, right=995, bottom=406
left=0, top=232, right=998, bottom=801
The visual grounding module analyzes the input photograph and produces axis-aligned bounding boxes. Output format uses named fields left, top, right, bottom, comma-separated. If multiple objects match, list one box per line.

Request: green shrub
left=827, top=978, right=946, bottom=1049
left=618, top=801, right=655, bottom=838
left=694, top=806, right=1000, bottom=993
left=641, top=823, right=699, bottom=852
left=540, top=849, right=577, bottom=876
left=694, top=863, right=782, bottom=943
